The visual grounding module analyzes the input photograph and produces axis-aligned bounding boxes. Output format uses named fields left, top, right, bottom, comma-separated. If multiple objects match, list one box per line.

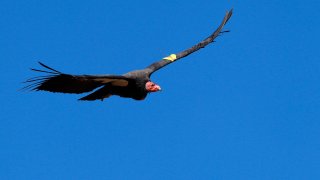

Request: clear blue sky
left=1, top=0, right=319, bottom=179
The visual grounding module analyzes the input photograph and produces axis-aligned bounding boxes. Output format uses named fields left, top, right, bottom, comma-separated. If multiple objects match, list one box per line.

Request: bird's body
left=85, top=70, right=151, bottom=101
left=23, top=9, right=233, bottom=101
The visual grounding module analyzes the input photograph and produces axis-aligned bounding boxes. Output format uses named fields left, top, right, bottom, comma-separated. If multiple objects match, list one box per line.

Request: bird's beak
left=156, top=85, right=161, bottom=91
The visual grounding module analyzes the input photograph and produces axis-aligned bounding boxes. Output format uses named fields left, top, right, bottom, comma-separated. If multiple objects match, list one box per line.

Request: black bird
left=23, top=9, right=233, bottom=101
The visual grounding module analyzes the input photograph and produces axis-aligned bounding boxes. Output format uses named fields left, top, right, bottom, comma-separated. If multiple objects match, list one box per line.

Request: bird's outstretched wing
left=22, top=62, right=131, bottom=94
left=146, top=9, right=233, bottom=76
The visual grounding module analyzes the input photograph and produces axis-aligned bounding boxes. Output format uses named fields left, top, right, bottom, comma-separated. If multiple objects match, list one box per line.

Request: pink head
left=145, top=81, right=161, bottom=92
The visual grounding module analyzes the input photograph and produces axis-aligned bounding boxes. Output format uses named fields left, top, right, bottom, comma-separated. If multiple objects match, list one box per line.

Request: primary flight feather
left=23, top=9, right=233, bottom=101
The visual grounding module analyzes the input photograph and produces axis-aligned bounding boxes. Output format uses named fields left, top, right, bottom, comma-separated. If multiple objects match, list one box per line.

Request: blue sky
left=1, top=0, right=320, bottom=179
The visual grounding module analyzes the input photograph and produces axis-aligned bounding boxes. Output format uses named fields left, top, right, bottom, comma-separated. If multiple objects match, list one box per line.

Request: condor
left=23, top=9, right=233, bottom=101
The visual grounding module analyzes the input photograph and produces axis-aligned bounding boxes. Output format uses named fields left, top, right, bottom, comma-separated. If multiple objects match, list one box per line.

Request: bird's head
left=145, top=81, right=161, bottom=92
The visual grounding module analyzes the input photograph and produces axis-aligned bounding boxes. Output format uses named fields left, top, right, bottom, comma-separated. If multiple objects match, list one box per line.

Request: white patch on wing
left=111, top=80, right=128, bottom=86
left=96, top=78, right=114, bottom=83
left=94, top=78, right=129, bottom=86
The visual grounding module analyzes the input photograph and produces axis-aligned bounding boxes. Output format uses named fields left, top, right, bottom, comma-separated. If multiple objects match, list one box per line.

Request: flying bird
left=23, top=9, right=233, bottom=101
